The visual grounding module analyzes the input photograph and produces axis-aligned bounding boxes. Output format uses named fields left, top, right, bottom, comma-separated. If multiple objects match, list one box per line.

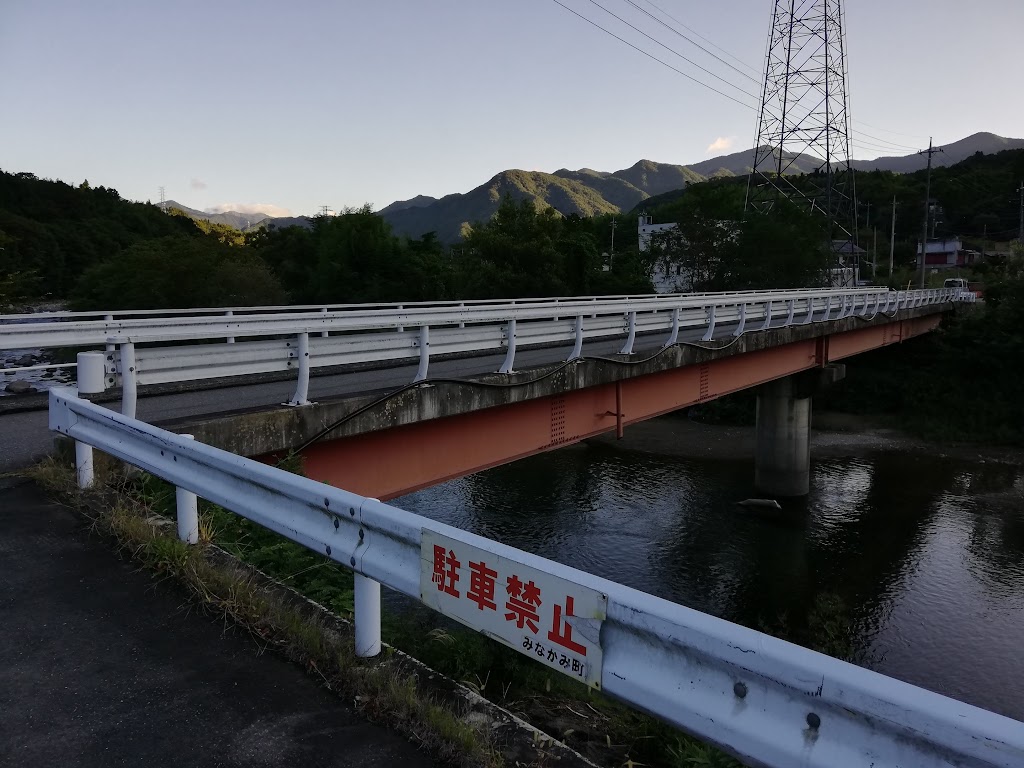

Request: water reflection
left=397, top=441, right=1024, bottom=720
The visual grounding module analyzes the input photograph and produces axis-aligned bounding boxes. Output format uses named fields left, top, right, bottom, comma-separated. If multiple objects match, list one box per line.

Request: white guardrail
left=50, top=385, right=1021, bottom=768
left=6, top=288, right=971, bottom=413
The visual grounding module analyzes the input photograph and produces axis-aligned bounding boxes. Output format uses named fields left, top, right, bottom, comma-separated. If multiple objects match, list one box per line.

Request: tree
left=71, top=236, right=286, bottom=309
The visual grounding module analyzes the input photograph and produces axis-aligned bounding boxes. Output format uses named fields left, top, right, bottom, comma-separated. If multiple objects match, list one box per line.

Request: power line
left=851, top=130, right=921, bottom=152
left=550, top=0, right=757, bottom=109
left=852, top=119, right=930, bottom=141
left=621, top=0, right=762, bottom=85
left=581, top=0, right=759, bottom=100
left=636, top=0, right=762, bottom=75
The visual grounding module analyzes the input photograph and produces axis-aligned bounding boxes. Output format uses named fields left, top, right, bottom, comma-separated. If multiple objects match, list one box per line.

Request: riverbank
left=587, top=411, right=1024, bottom=467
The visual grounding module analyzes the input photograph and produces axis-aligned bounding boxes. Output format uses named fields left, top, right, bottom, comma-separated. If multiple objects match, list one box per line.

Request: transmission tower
left=745, top=0, right=856, bottom=285
left=158, top=186, right=167, bottom=212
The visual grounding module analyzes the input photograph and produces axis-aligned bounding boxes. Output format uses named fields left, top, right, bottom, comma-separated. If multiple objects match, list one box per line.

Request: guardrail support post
left=802, top=298, right=815, bottom=324
left=74, top=351, right=106, bottom=489
left=662, top=308, right=681, bottom=348
left=176, top=435, right=199, bottom=544
left=568, top=316, right=584, bottom=360
left=104, top=314, right=115, bottom=354
left=287, top=332, right=311, bottom=406
left=320, top=307, right=329, bottom=338
left=354, top=574, right=382, bottom=657
left=225, top=310, right=235, bottom=343
left=120, top=342, right=137, bottom=419
left=732, top=303, right=747, bottom=337
left=414, top=325, right=430, bottom=382
left=759, top=300, right=773, bottom=332
left=701, top=305, right=717, bottom=342
left=823, top=295, right=833, bottom=320
left=785, top=299, right=795, bottom=327
left=499, top=319, right=517, bottom=373
left=458, top=302, right=466, bottom=329
left=397, top=305, right=404, bottom=334
left=620, top=311, right=637, bottom=354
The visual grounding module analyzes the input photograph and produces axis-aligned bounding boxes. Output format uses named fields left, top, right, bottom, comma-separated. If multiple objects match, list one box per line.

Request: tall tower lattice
left=746, top=0, right=856, bottom=282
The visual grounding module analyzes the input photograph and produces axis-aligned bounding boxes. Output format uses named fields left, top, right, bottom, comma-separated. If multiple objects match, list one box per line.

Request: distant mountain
left=163, top=200, right=271, bottom=231
left=382, top=169, right=625, bottom=243
left=382, top=160, right=705, bottom=243
left=849, top=132, right=1024, bottom=172
left=378, top=195, right=439, bottom=215
left=247, top=215, right=312, bottom=232
left=380, top=132, right=1023, bottom=242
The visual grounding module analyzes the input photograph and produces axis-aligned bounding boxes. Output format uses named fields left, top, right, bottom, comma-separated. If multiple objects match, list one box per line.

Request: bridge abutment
left=754, top=365, right=845, bottom=497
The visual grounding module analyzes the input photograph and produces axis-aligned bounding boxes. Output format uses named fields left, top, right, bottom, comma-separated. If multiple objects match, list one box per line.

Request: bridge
left=4, top=286, right=968, bottom=497
left=8, top=286, right=1023, bottom=768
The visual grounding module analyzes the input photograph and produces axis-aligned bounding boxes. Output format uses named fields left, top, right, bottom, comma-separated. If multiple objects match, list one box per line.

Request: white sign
left=420, top=529, right=607, bottom=688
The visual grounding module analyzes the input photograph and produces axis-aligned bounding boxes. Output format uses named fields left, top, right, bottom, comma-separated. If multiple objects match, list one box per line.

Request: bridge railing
left=5, top=287, right=970, bottom=412
left=49, top=385, right=1021, bottom=768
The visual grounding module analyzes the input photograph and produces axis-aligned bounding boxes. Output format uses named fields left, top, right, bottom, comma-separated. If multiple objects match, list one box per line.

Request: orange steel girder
left=299, top=315, right=941, bottom=500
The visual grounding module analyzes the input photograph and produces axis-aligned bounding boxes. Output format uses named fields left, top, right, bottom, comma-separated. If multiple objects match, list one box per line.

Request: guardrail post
left=499, top=319, right=517, bottom=373
left=802, top=297, right=815, bottom=324
left=414, top=325, right=430, bottom=382
left=320, top=307, right=329, bottom=338
left=620, top=311, right=637, bottom=353
left=732, top=303, right=747, bottom=337
left=120, top=341, right=137, bottom=419
left=74, top=352, right=106, bottom=489
left=784, top=299, right=795, bottom=327
left=759, top=300, right=772, bottom=331
left=701, top=305, right=717, bottom=342
left=354, top=573, right=382, bottom=657
left=397, top=304, right=404, bottom=334
left=663, top=307, right=681, bottom=347
left=104, top=314, right=115, bottom=354
left=823, top=295, right=833, bottom=320
left=225, top=310, right=235, bottom=343
left=458, top=302, right=466, bottom=329
left=176, top=435, right=199, bottom=544
left=287, top=332, right=311, bottom=406
left=568, top=315, right=584, bottom=360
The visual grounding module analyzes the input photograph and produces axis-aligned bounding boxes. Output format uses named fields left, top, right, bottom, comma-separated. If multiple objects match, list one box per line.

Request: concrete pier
left=755, top=376, right=812, bottom=497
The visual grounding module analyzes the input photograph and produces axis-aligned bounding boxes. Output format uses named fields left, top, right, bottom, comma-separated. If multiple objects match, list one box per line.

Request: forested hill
left=0, top=171, right=209, bottom=298
left=0, top=170, right=283, bottom=309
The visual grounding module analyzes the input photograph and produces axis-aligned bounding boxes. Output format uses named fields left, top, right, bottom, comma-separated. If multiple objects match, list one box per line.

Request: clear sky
left=2, top=0, right=1020, bottom=217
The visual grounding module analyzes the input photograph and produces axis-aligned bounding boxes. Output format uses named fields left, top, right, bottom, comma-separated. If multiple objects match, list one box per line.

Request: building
left=916, top=238, right=980, bottom=271
left=637, top=213, right=678, bottom=252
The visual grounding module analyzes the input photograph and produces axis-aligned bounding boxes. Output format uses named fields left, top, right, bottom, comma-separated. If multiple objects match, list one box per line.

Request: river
left=395, top=419, right=1024, bottom=722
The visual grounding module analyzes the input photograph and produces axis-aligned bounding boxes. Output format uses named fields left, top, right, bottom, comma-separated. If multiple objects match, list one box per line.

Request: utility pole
left=872, top=226, right=877, bottom=281
left=1018, top=181, right=1024, bottom=242
left=889, top=195, right=898, bottom=279
left=918, top=138, right=943, bottom=288
left=609, top=217, right=617, bottom=268
left=318, top=205, right=332, bottom=217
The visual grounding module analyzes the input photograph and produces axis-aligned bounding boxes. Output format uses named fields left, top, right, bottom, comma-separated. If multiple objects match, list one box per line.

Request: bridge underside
left=279, top=312, right=942, bottom=500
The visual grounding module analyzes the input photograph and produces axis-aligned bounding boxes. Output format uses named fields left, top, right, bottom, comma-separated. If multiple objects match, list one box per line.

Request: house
left=916, top=238, right=979, bottom=270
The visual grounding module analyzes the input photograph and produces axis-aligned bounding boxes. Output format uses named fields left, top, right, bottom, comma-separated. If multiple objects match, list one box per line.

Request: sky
left=2, top=0, right=1021, bottom=217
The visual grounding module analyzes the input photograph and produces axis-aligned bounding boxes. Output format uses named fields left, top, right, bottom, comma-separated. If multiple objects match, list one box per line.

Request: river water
left=396, top=429, right=1024, bottom=721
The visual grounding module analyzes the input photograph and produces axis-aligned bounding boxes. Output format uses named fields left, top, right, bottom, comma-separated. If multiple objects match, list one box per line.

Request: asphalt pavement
left=0, top=478, right=434, bottom=768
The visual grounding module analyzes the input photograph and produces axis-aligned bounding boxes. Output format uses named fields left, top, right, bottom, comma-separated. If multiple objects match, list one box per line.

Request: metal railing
left=5, top=288, right=971, bottom=412
left=49, top=383, right=1022, bottom=768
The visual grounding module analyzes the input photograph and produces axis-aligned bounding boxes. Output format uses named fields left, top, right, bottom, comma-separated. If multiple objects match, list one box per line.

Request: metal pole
left=74, top=351, right=106, bottom=489
left=354, top=573, right=382, bottom=657
left=120, top=342, right=137, bottom=419
left=918, top=138, right=942, bottom=288
left=176, top=435, right=199, bottom=544
left=889, top=195, right=897, bottom=279
left=288, top=332, right=311, bottom=406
